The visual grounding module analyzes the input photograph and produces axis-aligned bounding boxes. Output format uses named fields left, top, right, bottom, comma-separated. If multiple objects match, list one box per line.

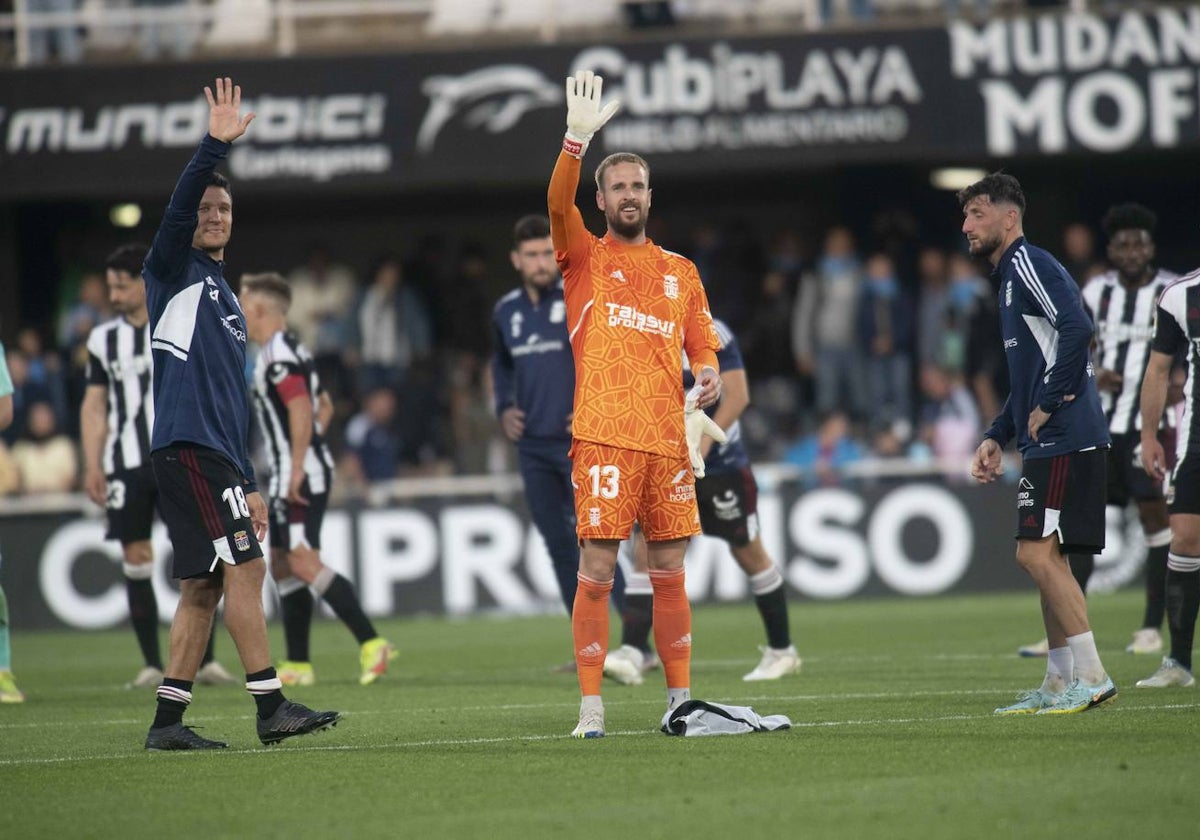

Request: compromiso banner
left=1, top=5, right=1198, bottom=199
left=0, top=476, right=1147, bottom=630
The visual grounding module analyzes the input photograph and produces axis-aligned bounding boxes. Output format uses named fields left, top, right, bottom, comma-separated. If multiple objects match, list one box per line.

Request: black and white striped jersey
left=1082, top=268, right=1178, bottom=434
left=86, top=317, right=153, bottom=474
left=1151, top=268, right=1200, bottom=461
left=250, top=330, right=334, bottom=499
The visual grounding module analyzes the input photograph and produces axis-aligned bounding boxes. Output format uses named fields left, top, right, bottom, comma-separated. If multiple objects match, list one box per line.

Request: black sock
left=1166, top=568, right=1200, bottom=672
left=321, top=575, right=377, bottom=644
left=755, top=587, right=792, bottom=649
left=1143, top=545, right=1170, bottom=629
left=280, top=587, right=314, bottom=662
left=201, top=625, right=216, bottom=666
left=1068, top=553, right=1094, bottom=594
left=125, top=577, right=162, bottom=669
left=246, top=667, right=286, bottom=719
left=620, top=593, right=654, bottom=653
left=152, top=678, right=192, bottom=729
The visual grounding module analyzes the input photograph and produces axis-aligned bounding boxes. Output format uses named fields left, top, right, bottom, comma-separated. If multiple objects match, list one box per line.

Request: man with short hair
left=239, top=271, right=397, bottom=687
left=142, top=77, right=338, bottom=750
left=1092, top=204, right=1177, bottom=655
left=490, top=214, right=626, bottom=628
left=1017, top=204, right=1178, bottom=658
left=963, top=172, right=1117, bottom=715
left=549, top=71, right=725, bottom=738
left=607, top=316, right=801, bottom=685
left=1137, top=263, right=1200, bottom=688
left=81, top=243, right=238, bottom=690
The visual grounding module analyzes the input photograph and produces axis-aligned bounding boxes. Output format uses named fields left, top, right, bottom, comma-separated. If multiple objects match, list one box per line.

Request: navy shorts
left=152, top=445, right=263, bottom=579
left=696, top=466, right=759, bottom=548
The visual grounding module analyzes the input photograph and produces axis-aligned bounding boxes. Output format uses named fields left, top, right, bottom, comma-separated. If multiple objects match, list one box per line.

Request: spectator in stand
left=819, top=0, right=872, bottom=24
left=58, top=271, right=110, bottom=355
left=1061, top=222, right=1097, bottom=285
left=443, top=242, right=493, bottom=360
left=15, top=327, right=68, bottom=432
left=0, top=350, right=51, bottom=446
left=340, top=387, right=403, bottom=490
left=793, top=226, right=867, bottom=421
left=915, top=246, right=950, bottom=368
left=27, top=0, right=83, bottom=64
left=288, top=246, right=358, bottom=403
left=448, top=353, right=498, bottom=475
left=918, top=364, right=982, bottom=467
left=11, top=401, right=77, bottom=494
left=136, top=0, right=198, bottom=60
left=859, top=252, right=914, bottom=433
left=782, top=410, right=864, bottom=488
left=351, top=254, right=434, bottom=397
left=946, top=252, right=1004, bottom=422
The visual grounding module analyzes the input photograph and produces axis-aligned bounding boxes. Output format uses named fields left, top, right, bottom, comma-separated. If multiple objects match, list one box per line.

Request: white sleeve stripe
left=1013, top=248, right=1058, bottom=322
left=1014, top=247, right=1057, bottom=319
left=151, top=339, right=189, bottom=361
left=569, top=299, right=594, bottom=342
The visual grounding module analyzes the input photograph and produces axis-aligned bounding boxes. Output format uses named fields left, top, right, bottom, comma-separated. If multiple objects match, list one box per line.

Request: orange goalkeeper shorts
left=570, top=439, right=701, bottom=543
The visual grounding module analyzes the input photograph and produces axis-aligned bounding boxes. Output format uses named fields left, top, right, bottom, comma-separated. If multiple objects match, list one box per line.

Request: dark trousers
left=519, top=438, right=625, bottom=614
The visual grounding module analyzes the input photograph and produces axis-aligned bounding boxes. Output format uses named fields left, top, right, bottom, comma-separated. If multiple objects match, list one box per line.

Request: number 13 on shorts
left=587, top=464, right=620, bottom=499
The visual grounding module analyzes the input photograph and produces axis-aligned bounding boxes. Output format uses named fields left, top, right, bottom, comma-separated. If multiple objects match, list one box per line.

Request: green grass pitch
left=1, top=589, right=1195, bottom=839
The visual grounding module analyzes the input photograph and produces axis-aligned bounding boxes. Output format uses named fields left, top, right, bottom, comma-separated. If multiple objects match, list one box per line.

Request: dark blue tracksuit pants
left=518, top=439, right=625, bottom=615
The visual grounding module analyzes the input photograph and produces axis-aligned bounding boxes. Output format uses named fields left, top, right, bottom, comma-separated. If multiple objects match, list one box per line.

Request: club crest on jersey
left=663, top=274, right=679, bottom=299
left=1005, top=280, right=1012, bottom=307
left=549, top=300, right=565, bottom=323
left=234, top=530, right=251, bottom=552
left=510, top=311, right=523, bottom=338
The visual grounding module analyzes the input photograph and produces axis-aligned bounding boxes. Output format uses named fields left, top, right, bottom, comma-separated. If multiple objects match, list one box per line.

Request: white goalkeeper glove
left=685, top=386, right=726, bottom=480
left=563, top=70, right=620, bottom=158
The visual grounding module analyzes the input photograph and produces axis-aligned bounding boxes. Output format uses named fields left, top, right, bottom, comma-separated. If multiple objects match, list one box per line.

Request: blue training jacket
left=984, top=237, right=1110, bottom=460
left=144, top=134, right=257, bottom=490
left=490, top=281, right=575, bottom=446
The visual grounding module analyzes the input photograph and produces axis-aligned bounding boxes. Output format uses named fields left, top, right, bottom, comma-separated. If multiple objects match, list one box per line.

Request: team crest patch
left=663, top=274, right=679, bottom=299
left=234, top=530, right=251, bottom=552
left=1005, top=280, right=1012, bottom=307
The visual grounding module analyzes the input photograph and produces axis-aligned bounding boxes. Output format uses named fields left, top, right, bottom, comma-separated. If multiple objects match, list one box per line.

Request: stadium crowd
left=7, top=0, right=1095, bottom=66
left=0, top=213, right=1126, bottom=499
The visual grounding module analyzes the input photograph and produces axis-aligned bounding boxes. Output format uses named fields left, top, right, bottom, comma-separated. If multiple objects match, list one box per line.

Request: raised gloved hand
left=563, top=70, right=621, bottom=158
left=684, top=386, right=727, bottom=480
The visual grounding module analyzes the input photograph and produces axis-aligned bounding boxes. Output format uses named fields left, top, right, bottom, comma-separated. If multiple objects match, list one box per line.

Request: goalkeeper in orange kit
left=548, top=70, right=726, bottom=738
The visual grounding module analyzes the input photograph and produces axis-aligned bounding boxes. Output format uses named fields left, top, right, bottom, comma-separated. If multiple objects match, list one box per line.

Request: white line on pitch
left=2, top=702, right=1198, bottom=767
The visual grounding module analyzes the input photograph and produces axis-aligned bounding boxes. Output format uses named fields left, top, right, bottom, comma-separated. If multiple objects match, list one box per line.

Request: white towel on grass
left=661, top=700, right=792, bottom=737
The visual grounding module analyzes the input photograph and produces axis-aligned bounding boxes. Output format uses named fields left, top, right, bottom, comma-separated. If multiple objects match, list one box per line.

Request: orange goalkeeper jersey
left=548, top=151, right=720, bottom=458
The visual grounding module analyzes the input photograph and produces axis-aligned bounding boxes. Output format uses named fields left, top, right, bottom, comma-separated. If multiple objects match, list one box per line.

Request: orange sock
left=650, top=567, right=691, bottom=690
left=572, top=573, right=612, bottom=696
